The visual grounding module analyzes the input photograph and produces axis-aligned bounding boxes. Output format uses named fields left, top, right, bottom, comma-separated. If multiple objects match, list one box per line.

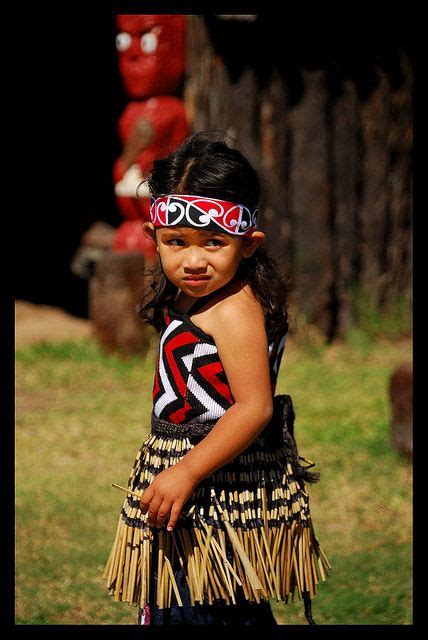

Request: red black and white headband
left=149, top=194, right=258, bottom=237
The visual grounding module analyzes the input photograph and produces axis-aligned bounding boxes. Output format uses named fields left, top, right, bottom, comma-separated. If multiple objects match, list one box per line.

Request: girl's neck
left=174, top=274, right=242, bottom=313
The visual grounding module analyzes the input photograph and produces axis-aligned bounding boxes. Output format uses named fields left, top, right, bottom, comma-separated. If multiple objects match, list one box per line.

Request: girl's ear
left=242, top=231, right=266, bottom=258
left=143, top=222, right=156, bottom=241
left=142, top=222, right=159, bottom=253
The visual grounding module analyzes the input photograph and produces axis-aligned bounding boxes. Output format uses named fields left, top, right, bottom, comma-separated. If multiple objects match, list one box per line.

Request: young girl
left=103, top=132, right=331, bottom=625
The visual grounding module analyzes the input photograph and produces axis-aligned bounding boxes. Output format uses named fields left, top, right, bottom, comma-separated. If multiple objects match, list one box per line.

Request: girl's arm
left=140, top=290, right=274, bottom=531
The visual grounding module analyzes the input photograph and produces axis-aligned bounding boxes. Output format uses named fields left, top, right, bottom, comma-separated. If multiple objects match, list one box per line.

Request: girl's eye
left=206, top=239, right=224, bottom=247
left=166, top=239, right=224, bottom=247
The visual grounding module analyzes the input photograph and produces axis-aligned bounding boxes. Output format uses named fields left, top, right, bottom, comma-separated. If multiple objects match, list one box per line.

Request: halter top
left=152, top=284, right=287, bottom=424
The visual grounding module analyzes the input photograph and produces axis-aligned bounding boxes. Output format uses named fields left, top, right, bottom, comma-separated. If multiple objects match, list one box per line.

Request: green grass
left=348, top=287, right=412, bottom=341
left=15, top=333, right=412, bottom=624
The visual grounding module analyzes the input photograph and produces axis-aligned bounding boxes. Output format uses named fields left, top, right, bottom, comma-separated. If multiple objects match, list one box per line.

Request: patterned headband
left=149, top=194, right=258, bottom=237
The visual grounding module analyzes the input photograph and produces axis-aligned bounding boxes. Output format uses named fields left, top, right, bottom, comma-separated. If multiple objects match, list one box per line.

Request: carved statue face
left=115, top=14, right=185, bottom=99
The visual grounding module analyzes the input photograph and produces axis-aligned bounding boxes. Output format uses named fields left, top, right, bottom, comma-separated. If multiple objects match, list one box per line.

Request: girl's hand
left=139, top=462, right=198, bottom=532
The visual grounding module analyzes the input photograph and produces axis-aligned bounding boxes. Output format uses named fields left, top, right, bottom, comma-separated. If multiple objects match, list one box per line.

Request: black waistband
left=149, top=396, right=320, bottom=484
left=150, top=411, right=217, bottom=440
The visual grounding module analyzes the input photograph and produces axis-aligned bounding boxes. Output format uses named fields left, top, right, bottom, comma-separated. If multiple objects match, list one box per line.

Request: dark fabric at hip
left=138, top=563, right=278, bottom=625
left=138, top=538, right=278, bottom=626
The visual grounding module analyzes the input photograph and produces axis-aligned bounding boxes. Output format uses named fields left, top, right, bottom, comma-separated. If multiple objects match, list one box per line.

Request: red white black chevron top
left=152, top=292, right=287, bottom=425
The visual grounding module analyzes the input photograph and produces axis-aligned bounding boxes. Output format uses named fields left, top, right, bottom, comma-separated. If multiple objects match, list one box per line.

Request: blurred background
left=15, top=11, right=412, bottom=625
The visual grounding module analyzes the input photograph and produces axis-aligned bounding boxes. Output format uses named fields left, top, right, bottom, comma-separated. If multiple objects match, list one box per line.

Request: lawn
left=15, top=328, right=412, bottom=624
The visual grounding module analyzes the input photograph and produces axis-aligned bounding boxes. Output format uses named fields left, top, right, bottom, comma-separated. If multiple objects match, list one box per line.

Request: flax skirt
left=103, top=412, right=331, bottom=624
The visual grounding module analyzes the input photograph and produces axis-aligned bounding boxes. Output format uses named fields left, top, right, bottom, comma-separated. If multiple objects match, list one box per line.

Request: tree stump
left=89, top=251, right=152, bottom=356
left=70, top=221, right=116, bottom=279
left=389, top=362, right=413, bottom=460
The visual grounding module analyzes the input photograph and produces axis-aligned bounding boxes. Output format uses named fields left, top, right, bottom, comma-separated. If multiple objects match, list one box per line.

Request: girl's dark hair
left=138, top=131, right=289, bottom=336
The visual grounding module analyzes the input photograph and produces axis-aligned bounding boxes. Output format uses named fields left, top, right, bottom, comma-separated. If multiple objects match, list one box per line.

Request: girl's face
left=143, top=223, right=265, bottom=296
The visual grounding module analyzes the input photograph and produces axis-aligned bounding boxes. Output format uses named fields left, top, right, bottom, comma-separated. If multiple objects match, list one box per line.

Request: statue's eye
left=116, top=32, right=131, bottom=51
left=141, top=32, right=158, bottom=54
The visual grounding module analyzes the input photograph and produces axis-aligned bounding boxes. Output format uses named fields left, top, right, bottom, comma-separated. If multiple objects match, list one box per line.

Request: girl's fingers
left=166, top=502, right=183, bottom=532
left=155, top=500, right=171, bottom=529
left=146, top=496, right=162, bottom=527
left=140, top=486, right=154, bottom=514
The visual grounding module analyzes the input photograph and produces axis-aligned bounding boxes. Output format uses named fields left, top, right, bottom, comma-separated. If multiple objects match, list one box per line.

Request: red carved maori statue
left=112, top=14, right=188, bottom=255
left=82, top=15, right=188, bottom=354
left=115, top=14, right=186, bottom=99
left=113, top=97, right=189, bottom=227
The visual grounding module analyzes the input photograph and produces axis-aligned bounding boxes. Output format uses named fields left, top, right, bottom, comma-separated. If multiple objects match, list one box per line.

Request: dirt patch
left=15, top=300, right=91, bottom=348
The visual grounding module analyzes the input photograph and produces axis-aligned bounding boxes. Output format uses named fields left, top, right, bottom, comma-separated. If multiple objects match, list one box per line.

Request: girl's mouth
left=183, top=277, right=210, bottom=286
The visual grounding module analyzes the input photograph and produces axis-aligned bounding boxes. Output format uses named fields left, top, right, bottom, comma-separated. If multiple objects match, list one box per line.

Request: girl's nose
left=183, top=248, right=208, bottom=270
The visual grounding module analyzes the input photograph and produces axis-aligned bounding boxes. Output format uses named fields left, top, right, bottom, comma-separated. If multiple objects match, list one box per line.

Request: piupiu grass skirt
left=103, top=395, right=331, bottom=621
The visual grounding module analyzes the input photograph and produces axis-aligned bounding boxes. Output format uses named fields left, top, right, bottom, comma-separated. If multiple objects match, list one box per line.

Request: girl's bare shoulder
left=193, top=282, right=265, bottom=339
left=214, top=282, right=261, bottom=315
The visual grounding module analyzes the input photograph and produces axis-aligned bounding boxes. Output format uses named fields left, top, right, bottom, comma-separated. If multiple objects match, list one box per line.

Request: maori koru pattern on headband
left=150, top=194, right=258, bottom=236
